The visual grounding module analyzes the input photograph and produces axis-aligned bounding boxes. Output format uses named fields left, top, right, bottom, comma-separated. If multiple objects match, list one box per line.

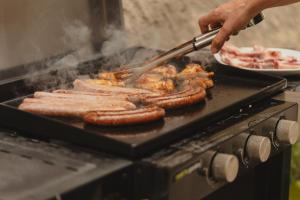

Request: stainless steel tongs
left=124, top=13, right=264, bottom=84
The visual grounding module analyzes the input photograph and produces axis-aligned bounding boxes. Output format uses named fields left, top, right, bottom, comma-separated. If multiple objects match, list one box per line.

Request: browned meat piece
left=86, top=79, right=125, bottom=87
left=150, top=64, right=177, bottom=78
left=178, top=63, right=214, bottom=78
left=177, top=63, right=214, bottom=89
left=180, top=63, right=205, bottom=74
left=132, top=64, right=177, bottom=93
left=177, top=71, right=214, bottom=79
left=202, top=79, right=214, bottom=88
left=98, top=72, right=119, bottom=80
left=98, top=71, right=130, bottom=84
left=136, top=73, right=175, bottom=93
left=84, top=106, right=165, bottom=126
left=180, top=77, right=214, bottom=89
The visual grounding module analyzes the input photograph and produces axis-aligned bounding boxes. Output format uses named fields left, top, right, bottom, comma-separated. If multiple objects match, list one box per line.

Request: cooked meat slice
left=73, top=79, right=159, bottom=96
left=84, top=106, right=165, bottom=126
left=19, top=98, right=131, bottom=118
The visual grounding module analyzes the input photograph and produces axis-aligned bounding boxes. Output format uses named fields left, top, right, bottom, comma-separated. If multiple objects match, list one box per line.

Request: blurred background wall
left=123, top=0, right=300, bottom=50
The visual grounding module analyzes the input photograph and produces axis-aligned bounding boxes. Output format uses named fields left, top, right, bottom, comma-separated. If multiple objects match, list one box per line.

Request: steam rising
left=63, top=20, right=94, bottom=61
left=100, top=26, right=158, bottom=71
left=24, top=21, right=94, bottom=90
left=24, top=21, right=159, bottom=91
left=101, top=27, right=128, bottom=58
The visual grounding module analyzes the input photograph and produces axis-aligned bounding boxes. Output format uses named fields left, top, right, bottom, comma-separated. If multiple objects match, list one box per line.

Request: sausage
left=149, top=89, right=206, bottom=109
left=143, top=87, right=202, bottom=101
left=19, top=102, right=129, bottom=118
left=26, top=95, right=136, bottom=110
left=19, top=98, right=135, bottom=118
left=73, top=79, right=159, bottom=96
left=52, top=90, right=142, bottom=104
left=84, top=106, right=165, bottom=126
left=53, top=89, right=129, bottom=100
left=34, top=91, right=129, bottom=102
left=143, top=87, right=206, bottom=109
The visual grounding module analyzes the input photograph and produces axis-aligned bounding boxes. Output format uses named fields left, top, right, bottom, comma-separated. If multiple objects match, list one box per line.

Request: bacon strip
left=220, top=44, right=300, bottom=70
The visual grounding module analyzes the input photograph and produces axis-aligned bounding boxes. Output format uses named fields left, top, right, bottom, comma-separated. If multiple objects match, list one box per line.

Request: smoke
left=99, top=26, right=159, bottom=71
left=62, top=20, right=94, bottom=61
left=101, top=27, right=128, bottom=58
left=24, top=20, right=94, bottom=91
left=24, top=21, right=160, bottom=91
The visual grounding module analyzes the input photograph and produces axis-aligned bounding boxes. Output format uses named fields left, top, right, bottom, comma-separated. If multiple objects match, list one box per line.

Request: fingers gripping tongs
left=126, top=13, right=264, bottom=84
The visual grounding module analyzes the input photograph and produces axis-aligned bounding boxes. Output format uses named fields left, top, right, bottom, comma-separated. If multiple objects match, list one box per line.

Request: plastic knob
left=211, top=153, right=239, bottom=183
left=246, top=135, right=271, bottom=162
left=276, top=119, right=300, bottom=145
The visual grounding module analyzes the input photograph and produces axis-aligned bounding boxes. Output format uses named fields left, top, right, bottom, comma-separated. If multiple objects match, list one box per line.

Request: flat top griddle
left=0, top=49, right=287, bottom=158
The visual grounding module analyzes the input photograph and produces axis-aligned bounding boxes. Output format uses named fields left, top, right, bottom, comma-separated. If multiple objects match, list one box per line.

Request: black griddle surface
left=0, top=51, right=287, bottom=158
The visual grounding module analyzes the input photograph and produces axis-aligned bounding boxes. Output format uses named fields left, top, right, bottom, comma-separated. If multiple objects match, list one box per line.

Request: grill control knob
left=276, top=119, right=300, bottom=145
left=211, top=153, right=239, bottom=183
left=246, top=135, right=271, bottom=162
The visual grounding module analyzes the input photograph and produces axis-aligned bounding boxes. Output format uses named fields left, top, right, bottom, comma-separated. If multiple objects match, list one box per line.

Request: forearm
left=248, top=0, right=300, bottom=12
left=199, top=0, right=300, bottom=53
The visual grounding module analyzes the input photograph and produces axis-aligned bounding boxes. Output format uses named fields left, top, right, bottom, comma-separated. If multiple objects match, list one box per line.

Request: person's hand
left=199, top=0, right=261, bottom=53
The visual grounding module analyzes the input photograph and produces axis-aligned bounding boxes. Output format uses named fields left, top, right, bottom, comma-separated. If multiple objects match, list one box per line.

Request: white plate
left=214, top=47, right=300, bottom=76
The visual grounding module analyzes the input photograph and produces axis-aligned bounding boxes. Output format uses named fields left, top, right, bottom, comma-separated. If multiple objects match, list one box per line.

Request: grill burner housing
left=0, top=130, right=132, bottom=200
left=0, top=97, right=296, bottom=200
left=135, top=99, right=297, bottom=200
